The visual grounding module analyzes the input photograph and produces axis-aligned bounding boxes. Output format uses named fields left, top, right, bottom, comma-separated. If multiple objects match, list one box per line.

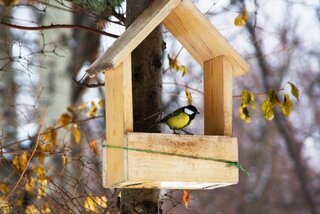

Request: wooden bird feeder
left=86, top=0, right=249, bottom=189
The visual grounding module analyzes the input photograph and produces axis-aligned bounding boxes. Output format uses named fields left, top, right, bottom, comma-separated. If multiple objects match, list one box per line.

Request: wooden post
left=204, top=56, right=232, bottom=136
left=104, top=55, right=133, bottom=187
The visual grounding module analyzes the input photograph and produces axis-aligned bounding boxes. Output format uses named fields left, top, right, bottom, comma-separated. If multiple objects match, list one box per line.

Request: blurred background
left=0, top=0, right=319, bottom=213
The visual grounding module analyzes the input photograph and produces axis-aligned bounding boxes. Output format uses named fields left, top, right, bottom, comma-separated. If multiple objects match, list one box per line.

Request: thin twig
left=5, top=109, right=47, bottom=201
left=3, top=115, right=104, bottom=149
left=0, top=22, right=119, bottom=38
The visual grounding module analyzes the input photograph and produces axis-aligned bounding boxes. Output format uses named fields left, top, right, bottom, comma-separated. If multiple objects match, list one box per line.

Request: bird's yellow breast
left=166, top=112, right=190, bottom=130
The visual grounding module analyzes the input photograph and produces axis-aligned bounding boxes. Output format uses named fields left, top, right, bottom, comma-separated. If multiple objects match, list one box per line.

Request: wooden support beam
left=126, top=132, right=238, bottom=185
left=104, top=55, right=133, bottom=187
left=87, top=0, right=182, bottom=77
left=162, top=0, right=249, bottom=77
left=204, top=56, right=233, bottom=136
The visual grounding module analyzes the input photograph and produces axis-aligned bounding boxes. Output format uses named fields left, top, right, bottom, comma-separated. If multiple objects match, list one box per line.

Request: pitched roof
left=86, top=0, right=249, bottom=77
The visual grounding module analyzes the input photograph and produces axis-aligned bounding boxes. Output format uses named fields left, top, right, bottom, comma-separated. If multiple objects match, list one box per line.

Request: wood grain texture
left=123, top=132, right=238, bottom=188
left=162, top=0, right=249, bottom=77
left=204, top=56, right=233, bottom=136
left=86, top=0, right=182, bottom=77
left=103, top=55, right=133, bottom=187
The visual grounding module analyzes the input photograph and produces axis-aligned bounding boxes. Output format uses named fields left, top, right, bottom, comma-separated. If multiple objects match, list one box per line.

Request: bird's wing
left=159, top=106, right=185, bottom=123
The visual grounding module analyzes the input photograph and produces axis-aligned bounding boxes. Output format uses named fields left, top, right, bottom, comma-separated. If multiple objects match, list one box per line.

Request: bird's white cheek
left=184, top=109, right=194, bottom=115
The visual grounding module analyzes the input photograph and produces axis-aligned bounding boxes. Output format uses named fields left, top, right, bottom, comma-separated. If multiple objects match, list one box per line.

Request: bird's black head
left=184, top=105, right=200, bottom=120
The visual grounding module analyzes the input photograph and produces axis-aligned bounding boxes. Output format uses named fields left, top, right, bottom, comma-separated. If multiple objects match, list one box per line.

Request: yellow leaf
left=25, top=177, right=35, bottom=193
left=168, top=54, right=178, bottom=70
left=37, top=155, right=45, bottom=164
left=185, top=89, right=192, bottom=105
left=89, top=140, right=99, bottom=156
left=234, top=7, right=249, bottom=26
left=98, top=99, right=105, bottom=108
left=73, top=124, right=81, bottom=144
left=87, top=101, right=98, bottom=118
left=42, top=127, right=58, bottom=145
left=84, top=196, right=97, bottom=213
left=261, top=98, right=274, bottom=121
left=37, top=179, right=47, bottom=198
left=12, top=152, right=28, bottom=173
left=268, top=89, right=281, bottom=106
left=282, top=93, right=293, bottom=116
left=77, top=103, right=87, bottom=111
left=95, top=196, right=108, bottom=209
left=288, top=82, right=300, bottom=100
left=239, top=105, right=251, bottom=123
left=58, top=113, right=72, bottom=127
left=241, top=89, right=256, bottom=109
left=0, top=183, right=9, bottom=194
left=62, top=155, right=69, bottom=167
left=182, top=190, right=190, bottom=208
left=0, top=197, right=10, bottom=214
left=32, top=166, right=46, bottom=180
left=40, top=202, right=51, bottom=214
left=181, top=66, right=188, bottom=76
left=25, top=204, right=37, bottom=214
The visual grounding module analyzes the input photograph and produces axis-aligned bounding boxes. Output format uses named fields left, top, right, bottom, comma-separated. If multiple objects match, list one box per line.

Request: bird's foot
left=182, top=129, right=193, bottom=135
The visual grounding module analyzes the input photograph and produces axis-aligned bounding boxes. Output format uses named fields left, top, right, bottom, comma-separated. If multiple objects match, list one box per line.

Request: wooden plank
left=111, top=181, right=234, bottom=190
left=125, top=133, right=238, bottom=184
left=103, top=55, right=133, bottom=187
left=86, top=0, right=182, bottom=77
left=204, top=56, right=233, bottom=136
left=162, top=0, right=249, bottom=77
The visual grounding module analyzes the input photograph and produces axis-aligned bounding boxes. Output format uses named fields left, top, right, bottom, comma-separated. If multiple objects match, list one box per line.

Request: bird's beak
left=196, top=111, right=200, bottom=114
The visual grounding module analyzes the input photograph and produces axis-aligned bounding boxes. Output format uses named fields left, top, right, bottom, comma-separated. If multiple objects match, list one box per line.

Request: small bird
left=158, top=105, right=200, bottom=134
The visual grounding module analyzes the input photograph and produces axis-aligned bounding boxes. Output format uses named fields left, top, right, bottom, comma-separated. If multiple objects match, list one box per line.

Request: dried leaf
left=77, top=103, right=87, bottom=111
left=89, top=140, right=99, bottom=156
left=168, top=54, right=189, bottom=76
left=62, top=155, right=69, bottom=167
left=185, top=89, right=192, bottom=105
left=40, top=202, right=51, bottom=214
left=32, top=166, right=46, bottom=180
left=261, top=98, right=274, bottom=121
left=37, top=178, right=47, bottom=198
left=87, top=101, right=98, bottom=118
left=98, top=99, right=105, bottom=108
left=234, top=7, right=249, bottom=26
left=288, top=82, right=300, bottom=100
left=268, top=89, right=281, bottom=106
left=181, top=66, right=188, bottom=76
left=95, top=196, right=108, bottom=209
left=239, top=105, right=251, bottom=123
left=42, top=127, right=58, bottom=146
left=73, top=124, right=81, bottom=144
left=39, top=127, right=57, bottom=152
left=168, top=54, right=178, bottom=70
left=25, top=177, right=35, bottom=193
left=25, top=204, right=37, bottom=214
left=12, top=152, right=28, bottom=173
left=282, top=93, right=293, bottom=116
left=84, top=196, right=97, bottom=213
left=0, top=197, right=10, bottom=214
left=183, top=190, right=190, bottom=208
left=0, top=183, right=9, bottom=194
left=37, top=155, right=45, bottom=164
left=58, top=113, right=72, bottom=127
left=241, top=89, right=256, bottom=109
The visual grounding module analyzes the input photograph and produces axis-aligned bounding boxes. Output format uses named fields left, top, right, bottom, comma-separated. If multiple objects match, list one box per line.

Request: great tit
left=158, top=105, right=200, bottom=134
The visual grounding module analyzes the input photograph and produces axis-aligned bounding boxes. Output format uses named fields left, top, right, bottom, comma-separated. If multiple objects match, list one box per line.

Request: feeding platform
left=86, top=0, right=249, bottom=189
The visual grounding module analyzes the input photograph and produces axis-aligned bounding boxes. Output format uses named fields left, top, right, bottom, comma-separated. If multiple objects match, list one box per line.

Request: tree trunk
left=121, top=0, right=163, bottom=213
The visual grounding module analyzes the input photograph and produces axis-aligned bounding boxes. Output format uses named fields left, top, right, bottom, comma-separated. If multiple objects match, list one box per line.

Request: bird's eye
left=184, top=108, right=194, bottom=115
